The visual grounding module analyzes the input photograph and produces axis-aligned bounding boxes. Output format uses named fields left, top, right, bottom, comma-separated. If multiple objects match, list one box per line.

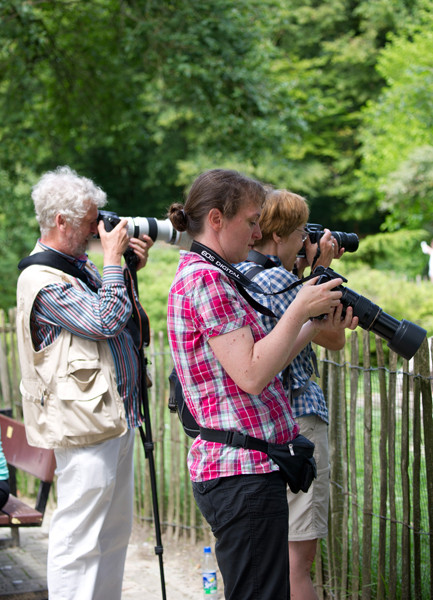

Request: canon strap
left=189, top=241, right=317, bottom=320
left=190, top=240, right=277, bottom=318
left=242, top=248, right=320, bottom=393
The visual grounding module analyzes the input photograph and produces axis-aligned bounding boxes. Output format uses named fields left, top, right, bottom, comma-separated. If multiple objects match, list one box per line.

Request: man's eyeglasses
left=296, top=228, right=308, bottom=242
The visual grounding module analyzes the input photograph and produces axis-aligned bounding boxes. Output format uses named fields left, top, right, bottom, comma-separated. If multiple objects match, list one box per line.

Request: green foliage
left=0, top=0, right=301, bottom=217
left=339, top=228, right=431, bottom=280
left=135, top=245, right=180, bottom=336
left=0, top=169, right=39, bottom=310
left=357, top=9, right=433, bottom=229
left=256, top=0, right=422, bottom=233
left=1, top=0, right=429, bottom=233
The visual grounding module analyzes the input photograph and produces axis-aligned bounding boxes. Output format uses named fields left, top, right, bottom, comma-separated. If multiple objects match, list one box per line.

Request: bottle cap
left=204, top=546, right=211, bottom=553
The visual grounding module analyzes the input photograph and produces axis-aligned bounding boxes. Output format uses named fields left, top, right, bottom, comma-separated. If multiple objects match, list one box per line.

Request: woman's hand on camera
left=313, top=304, right=359, bottom=333
left=293, top=276, right=343, bottom=321
left=305, top=228, right=344, bottom=270
left=311, top=304, right=359, bottom=350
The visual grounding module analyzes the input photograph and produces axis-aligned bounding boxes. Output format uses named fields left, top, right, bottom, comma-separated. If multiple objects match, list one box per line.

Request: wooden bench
left=0, top=412, right=56, bottom=547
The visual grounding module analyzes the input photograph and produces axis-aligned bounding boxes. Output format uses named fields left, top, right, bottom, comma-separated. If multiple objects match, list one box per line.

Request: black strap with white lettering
left=190, top=241, right=313, bottom=297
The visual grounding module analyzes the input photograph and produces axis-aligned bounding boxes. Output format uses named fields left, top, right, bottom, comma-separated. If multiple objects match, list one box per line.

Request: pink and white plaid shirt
left=167, top=251, right=299, bottom=482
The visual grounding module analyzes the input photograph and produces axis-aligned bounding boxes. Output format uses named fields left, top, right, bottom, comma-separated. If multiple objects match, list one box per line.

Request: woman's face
left=219, top=199, right=262, bottom=264
left=277, top=225, right=307, bottom=271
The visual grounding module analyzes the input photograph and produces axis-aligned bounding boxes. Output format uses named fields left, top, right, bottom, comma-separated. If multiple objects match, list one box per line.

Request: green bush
left=341, top=228, right=432, bottom=280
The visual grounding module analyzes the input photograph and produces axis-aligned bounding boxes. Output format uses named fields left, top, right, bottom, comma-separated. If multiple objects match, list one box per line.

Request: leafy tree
left=356, top=8, right=433, bottom=230
left=0, top=0, right=301, bottom=217
left=0, top=169, right=38, bottom=309
left=255, top=0, right=425, bottom=233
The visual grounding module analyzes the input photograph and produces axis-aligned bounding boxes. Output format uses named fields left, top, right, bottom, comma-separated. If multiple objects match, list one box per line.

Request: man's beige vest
left=16, top=262, right=128, bottom=449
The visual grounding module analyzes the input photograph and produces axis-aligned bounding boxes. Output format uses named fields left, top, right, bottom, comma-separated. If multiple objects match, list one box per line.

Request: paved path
left=0, top=513, right=218, bottom=599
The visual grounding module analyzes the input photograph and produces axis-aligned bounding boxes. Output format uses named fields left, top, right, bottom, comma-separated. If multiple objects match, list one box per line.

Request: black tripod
left=124, top=251, right=167, bottom=600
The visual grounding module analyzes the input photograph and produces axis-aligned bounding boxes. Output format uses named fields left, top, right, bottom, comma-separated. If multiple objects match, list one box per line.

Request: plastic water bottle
left=202, top=546, right=218, bottom=597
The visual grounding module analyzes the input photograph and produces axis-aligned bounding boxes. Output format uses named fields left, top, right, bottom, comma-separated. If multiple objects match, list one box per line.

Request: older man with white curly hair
left=16, top=166, right=153, bottom=600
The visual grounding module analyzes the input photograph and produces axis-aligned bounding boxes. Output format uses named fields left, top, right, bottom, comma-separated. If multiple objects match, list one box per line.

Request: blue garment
left=236, top=256, right=328, bottom=423
left=0, top=432, right=9, bottom=481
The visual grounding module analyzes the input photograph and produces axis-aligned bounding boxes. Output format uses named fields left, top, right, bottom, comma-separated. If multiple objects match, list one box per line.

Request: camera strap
left=18, top=249, right=150, bottom=350
left=18, top=251, right=100, bottom=293
left=190, top=241, right=314, bottom=304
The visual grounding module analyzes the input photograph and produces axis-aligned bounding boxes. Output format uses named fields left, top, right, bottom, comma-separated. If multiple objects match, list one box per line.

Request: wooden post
left=361, top=331, right=373, bottom=600
left=375, top=336, right=388, bottom=600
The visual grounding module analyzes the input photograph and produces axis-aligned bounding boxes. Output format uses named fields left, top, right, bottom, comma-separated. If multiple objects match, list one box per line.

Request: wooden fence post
left=361, top=330, right=373, bottom=600
left=349, top=330, right=360, bottom=600
left=387, top=349, right=398, bottom=600
left=400, top=353, right=412, bottom=600
left=375, top=336, right=388, bottom=600
left=417, top=338, right=433, bottom=599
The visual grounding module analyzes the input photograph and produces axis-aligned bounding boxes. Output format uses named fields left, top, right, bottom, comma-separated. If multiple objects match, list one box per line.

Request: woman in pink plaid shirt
left=167, top=169, right=344, bottom=600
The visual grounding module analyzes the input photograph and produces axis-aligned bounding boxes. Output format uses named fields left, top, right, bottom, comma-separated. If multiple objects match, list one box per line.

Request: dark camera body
left=298, top=223, right=359, bottom=257
left=313, top=266, right=426, bottom=360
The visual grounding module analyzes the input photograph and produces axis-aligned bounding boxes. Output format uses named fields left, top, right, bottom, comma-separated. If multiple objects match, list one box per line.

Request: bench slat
left=0, top=511, right=10, bottom=525
left=1, top=495, right=43, bottom=525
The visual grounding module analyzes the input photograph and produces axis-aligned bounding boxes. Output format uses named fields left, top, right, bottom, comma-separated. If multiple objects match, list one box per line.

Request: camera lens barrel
left=387, top=319, right=427, bottom=361
left=331, top=231, right=359, bottom=253
left=341, top=286, right=426, bottom=359
left=303, top=224, right=359, bottom=253
left=314, top=266, right=427, bottom=360
left=97, top=211, right=192, bottom=248
left=124, top=217, right=180, bottom=244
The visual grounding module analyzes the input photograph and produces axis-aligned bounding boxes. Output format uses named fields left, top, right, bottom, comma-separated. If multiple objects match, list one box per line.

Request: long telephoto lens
left=123, top=217, right=180, bottom=244
left=313, top=266, right=426, bottom=360
left=97, top=211, right=191, bottom=247
left=339, top=287, right=426, bottom=360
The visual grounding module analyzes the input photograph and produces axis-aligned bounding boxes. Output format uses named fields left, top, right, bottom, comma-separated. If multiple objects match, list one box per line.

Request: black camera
left=313, top=266, right=426, bottom=360
left=97, top=210, right=182, bottom=245
left=298, top=223, right=359, bottom=257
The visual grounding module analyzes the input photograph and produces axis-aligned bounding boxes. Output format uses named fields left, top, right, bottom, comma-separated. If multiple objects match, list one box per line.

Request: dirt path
left=122, top=525, right=216, bottom=599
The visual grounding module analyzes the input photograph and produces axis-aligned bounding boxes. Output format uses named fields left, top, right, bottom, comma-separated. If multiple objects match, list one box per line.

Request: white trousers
left=48, top=429, right=135, bottom=600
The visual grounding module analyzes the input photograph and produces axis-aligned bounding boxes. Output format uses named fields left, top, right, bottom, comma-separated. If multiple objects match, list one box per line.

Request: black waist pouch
left=266, top=435, right=317, bottom=493
left=200, top=429, right=317, bottom=494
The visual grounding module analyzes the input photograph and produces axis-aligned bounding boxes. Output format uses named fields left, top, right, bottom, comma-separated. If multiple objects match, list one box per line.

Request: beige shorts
left=288, top=415, right=330, bottom=541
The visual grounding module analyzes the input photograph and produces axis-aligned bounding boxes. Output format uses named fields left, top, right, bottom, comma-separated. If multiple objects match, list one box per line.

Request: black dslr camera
left=313, top=266, right=426, bottom=360
left=298, top=223, right=359, bottom=257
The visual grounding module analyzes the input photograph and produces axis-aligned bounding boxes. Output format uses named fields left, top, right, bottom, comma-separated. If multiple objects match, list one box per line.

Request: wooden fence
left=1, top=308, right=432, bottom=599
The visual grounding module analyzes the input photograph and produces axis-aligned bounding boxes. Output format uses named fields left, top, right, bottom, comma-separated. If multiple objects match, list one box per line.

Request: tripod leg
left=139, top=425, right=167, bottom=600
